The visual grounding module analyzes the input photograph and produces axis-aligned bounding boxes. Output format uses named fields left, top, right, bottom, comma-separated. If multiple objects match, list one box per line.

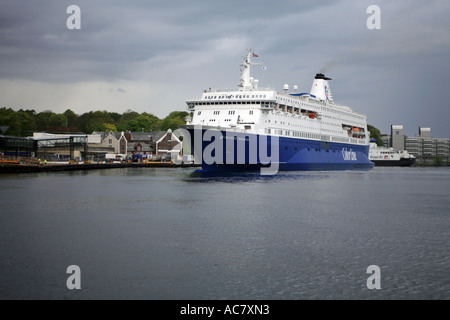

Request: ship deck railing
left=204, top=87, right=276, bottom=93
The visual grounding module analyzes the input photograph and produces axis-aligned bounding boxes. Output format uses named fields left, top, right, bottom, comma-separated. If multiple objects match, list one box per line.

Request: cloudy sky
left=1, top=0, right=449, bottom=137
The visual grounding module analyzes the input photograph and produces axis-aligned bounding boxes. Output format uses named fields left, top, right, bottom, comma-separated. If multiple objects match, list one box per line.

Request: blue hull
left=185, top=128, right=374, bottom=173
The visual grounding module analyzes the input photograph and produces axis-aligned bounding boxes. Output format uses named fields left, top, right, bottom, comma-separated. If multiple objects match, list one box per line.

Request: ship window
left=197, top=111, right=201, bottom=115
left=249, top=110, right=253, bottom=115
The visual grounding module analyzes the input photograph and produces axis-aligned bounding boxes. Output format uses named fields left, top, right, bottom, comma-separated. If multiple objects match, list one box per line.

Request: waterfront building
left=391, top=125, right=405, bottom=151
left=91, top=131, right=128, bottom=156
left=33, top=132, right=89, bottom=161
left=0, top=135, right=37, bottom=159
left=26, top=129, right=183, bottom=162
left=125, top=131, right=164, bottom=160
left=383, top=125, right=449, bottom=164
left=155, top=129, right=182, bottom=160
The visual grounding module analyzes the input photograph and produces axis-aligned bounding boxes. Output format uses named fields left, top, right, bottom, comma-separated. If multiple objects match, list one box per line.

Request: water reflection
left=184, top=169, right=375, bottom=184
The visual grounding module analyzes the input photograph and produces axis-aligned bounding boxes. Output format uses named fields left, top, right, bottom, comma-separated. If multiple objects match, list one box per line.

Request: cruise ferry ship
left=183, top=50, right=374, bottom=173
left=369, top=142, right=416, bottom=166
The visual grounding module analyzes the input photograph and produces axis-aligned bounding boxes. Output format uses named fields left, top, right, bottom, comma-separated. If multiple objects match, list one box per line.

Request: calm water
left=0, top=167, right=449, bottom=300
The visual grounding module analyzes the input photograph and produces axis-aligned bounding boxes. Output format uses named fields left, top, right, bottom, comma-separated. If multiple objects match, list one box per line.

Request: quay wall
left=0, top=162, right=200, bottom=174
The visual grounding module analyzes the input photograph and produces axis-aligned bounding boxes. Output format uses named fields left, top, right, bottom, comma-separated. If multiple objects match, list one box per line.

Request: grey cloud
left=0, top=0, right=449, bottom=137
left=0, top=0, right=341, bottom=82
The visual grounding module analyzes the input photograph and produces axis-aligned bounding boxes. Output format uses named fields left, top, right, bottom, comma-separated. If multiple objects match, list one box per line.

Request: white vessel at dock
left=369, top=142, right=416, bottom=166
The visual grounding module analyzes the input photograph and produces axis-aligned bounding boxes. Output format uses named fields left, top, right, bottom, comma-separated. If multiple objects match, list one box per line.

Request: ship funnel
left=310, top=73, right=333, bottom=103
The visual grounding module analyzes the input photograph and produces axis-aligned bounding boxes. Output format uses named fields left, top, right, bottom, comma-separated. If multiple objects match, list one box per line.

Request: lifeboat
left=308, top=112, right=317, bottom=119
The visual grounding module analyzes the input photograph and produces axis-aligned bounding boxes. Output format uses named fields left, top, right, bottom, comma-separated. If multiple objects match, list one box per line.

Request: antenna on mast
left=239, top=49, right=262, bottom=91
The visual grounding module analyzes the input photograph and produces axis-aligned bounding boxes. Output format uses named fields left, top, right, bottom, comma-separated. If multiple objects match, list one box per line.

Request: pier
left=0, top=160, right=200, bottom=174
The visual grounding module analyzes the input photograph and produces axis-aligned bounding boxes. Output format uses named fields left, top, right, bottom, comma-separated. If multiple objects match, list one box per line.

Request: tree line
left=367, top=124, right=384, bottom=146
left=0, top=108, right=189, bottom=137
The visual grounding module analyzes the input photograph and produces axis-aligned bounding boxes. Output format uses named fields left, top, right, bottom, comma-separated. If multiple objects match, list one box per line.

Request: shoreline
left=0, top=162, right=201, bottom=174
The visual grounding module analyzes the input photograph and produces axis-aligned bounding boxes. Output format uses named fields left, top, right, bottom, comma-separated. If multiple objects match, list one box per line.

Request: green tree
left=160, top=111, right=188, bottom=131
left=103, top=123, right=118, bottom=132
left=0, top=108, right=18, bottom=135
left=108, top=112, right=122, bottom=123
left=0, top=108, right=37, bottom=136
left=48, top=114, right=66, bottom=127
left=77, top=110, right=115, bottom=133
left=63, top=109, right=78, bottom=128
left=0, top=108, right=191, bottom=135
left=140, top=113, right=162, bottom=131
left=367, top=124, right=384, bottom=146
left=116, top=110, right=140, bottom=131
left=126, top=115, right=161, bottom=132
left=35, top=110, right=54, bottom=131
left=17, top=109, right=37, bottom=136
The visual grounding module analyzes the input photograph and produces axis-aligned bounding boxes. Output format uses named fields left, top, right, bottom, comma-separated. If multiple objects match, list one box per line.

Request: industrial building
left=382, top=125, right=450, bottom=165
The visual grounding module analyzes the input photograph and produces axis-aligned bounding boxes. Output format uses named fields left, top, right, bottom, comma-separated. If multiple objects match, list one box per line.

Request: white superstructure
left=185, top=49, right=370, bottom=147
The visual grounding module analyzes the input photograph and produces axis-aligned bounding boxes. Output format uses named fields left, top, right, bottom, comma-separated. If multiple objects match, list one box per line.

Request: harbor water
left=0, top=167, right=449, bottom=299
